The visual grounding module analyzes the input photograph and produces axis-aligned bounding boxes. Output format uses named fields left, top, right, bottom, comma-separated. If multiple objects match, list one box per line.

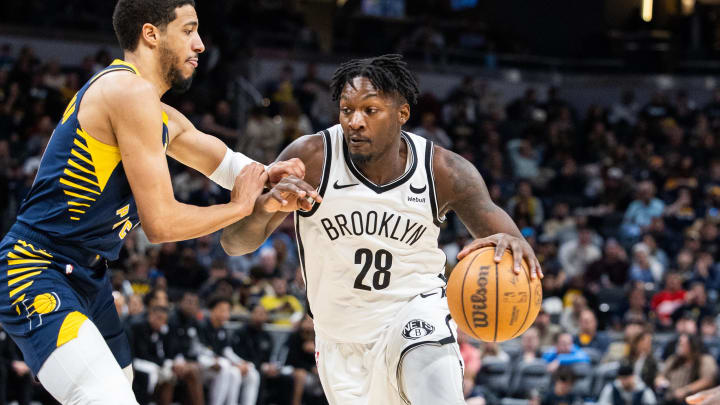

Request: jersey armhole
left=425, top=139, right=445, bottom=227
left=297, top=129, right=332, bottom=218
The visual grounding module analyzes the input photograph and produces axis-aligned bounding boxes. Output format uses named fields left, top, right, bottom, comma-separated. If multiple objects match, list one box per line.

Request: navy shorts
left=0, top=229, right=131, bottom=374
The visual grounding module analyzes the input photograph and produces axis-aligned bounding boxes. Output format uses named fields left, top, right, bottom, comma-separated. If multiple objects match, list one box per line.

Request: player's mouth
left=186, top=58, right=199, bottom=68
left=349, top=135, right=370, bottom=146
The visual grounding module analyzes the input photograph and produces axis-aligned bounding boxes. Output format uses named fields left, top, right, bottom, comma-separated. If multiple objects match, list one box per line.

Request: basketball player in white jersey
left=221, top=54, right=542, bottom=405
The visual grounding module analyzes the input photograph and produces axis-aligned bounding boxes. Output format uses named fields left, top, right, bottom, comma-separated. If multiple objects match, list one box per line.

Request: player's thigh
left=88, top=275, right=131, bottom=369
left=37, top=316, right=137, bottom=404
left=315, top=337, right=370, bottom=405
left=0, top=239, right=91, bottom=374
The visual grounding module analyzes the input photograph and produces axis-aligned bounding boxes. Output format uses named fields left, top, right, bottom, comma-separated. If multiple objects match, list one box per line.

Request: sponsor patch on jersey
left=402, top=319, right=435, bottom=340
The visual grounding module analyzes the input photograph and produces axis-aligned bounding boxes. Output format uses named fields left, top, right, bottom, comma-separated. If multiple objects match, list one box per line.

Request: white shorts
left=315, top=289, right=463, bottom=405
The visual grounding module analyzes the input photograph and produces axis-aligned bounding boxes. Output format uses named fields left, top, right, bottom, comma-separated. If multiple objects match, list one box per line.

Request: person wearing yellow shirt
left=260, top=277, right=304, bottom=327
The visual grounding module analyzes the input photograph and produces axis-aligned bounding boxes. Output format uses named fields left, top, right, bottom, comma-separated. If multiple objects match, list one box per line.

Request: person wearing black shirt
left=285, top=317, right=327, bottom=405
left=233, top=305, right=293, bottom=405
left=128, top=304, right=203, bottom=405
left=541, top=366, right=581, bottom=405
left=198, top=296, right=260, bottom=405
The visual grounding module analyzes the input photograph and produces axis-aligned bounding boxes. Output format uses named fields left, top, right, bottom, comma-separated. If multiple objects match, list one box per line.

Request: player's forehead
left=170, top=4, right=198, bottom=28
left=339, top=77, right=391, bottom=103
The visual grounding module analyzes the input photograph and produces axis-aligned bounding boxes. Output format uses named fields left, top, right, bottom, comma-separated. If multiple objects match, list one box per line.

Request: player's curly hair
left=330, top=54, right=420, bottom=105
left=113, top=0, right=196, bottom=51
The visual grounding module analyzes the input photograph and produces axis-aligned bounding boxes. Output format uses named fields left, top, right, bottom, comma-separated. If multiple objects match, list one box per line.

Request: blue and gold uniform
left=0, top=60, right=169, bottom=374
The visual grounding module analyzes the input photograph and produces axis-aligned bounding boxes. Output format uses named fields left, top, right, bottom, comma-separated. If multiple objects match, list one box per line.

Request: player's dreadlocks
left=330, top=54, right=420, bottom=105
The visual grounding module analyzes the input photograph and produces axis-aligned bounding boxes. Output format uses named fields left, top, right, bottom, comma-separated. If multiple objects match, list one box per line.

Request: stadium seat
left=591, top=361, right=620, bottom=399
left=508, top=359, right=549, bottom=398
left=582, top=347, right=604, bottom=365
left=500, top=398, right=529, bottom=405
left=477, top=356, right=512, bottom=396
left=570, top=361, right=593, bottom=398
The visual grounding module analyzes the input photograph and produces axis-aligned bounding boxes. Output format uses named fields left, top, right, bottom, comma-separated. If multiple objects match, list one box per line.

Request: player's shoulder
left=432, top=144, right=483, bottom=200
left=278, top=131, right=326, bottom=163
left=431, top=144, right=472, bottom=175
left=95, top=73, right=159, bottom=112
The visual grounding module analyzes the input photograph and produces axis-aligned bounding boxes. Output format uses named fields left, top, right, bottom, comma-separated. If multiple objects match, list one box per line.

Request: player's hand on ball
left=687, top=386, right=720, bottom=404
left=259, top=175, right=322, bottom=213
left=267, top=158, right=306, bottom=186
left=457, top=233, right=543, bottom=279
left=231, top=163, right=268, bottom=216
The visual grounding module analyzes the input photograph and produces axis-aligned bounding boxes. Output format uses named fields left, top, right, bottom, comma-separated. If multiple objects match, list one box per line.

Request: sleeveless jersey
left=14, top=59, right=169, bottom=261
left=295, top=124, right=447, bottom=343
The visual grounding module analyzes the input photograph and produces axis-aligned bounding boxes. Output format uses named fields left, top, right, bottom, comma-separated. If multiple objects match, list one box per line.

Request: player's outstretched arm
left=106, top=76, right=266, bottom=243
left=221, top=134, right=324, bottom=256
left=162, top=103, right=305, bottom=187
left=433, top=146, right=542, bottom=279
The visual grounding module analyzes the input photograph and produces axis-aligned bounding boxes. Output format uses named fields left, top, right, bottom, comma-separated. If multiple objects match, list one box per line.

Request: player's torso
left=295, top=125, right=447, bottom=343
left=14, top=59, right=169, bottom=261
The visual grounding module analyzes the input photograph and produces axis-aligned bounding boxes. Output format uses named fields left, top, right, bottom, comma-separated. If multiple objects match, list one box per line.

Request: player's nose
left=348, top=112, right=365, bottom=130
left=193, top=34, right=205, bottom=54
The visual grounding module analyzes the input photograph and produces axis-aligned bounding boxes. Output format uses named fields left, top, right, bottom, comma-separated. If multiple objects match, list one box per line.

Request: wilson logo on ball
left=471, top=266, right=490, bottom=328
left=402, top=319, right=435, bottom=340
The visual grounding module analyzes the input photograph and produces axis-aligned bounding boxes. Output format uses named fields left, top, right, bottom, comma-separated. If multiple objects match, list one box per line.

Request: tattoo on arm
left=438, top=148, right=521, bottom=239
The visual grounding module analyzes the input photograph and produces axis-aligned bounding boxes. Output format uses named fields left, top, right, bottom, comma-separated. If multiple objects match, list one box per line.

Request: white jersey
left=295, top=124, right=447, bottom=344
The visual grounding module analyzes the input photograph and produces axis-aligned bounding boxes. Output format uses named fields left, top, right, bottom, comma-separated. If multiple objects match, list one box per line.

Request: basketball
left=447, top=247, right=542, bottom=342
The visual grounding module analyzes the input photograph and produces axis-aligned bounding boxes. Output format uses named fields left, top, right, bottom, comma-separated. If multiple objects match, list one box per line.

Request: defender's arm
left=221, top=134, right=325, bottom=256
left=433, top=146, right=542, bottom=278
left=106, top=76, right=265, bottom=243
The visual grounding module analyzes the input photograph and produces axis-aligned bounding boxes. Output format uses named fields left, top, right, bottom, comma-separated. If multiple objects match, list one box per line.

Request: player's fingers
left=273, top=183, right=307, bottom=198
left=268, top=190, right=288, bottom=206
left=493, top=237, right=508, bottom=263
left=456, top=239, right=486, bottom=260
left=534, top=257, right=544, bottom=279
left=288, top=158, right=306, bottom=178
left=510, top=241, right=522, bottom=274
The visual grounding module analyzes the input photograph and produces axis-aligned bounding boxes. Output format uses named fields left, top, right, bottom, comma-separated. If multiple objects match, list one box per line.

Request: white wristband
left=208, top=147, right=267, bottom=190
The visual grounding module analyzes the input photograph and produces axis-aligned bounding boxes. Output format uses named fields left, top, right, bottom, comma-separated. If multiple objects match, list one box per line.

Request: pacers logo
left=402, top=319, right=435, bottom=340
left=17, top=292, right=61, bottom=330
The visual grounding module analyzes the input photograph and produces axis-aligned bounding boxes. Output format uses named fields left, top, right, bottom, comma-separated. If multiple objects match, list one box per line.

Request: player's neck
left=355, top=136, right=408, bottom=185
left=122, top=51, right=170, bottom=96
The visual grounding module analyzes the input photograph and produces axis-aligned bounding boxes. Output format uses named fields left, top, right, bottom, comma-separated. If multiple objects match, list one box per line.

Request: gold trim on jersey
left=5, top=242, right=51, bottom=303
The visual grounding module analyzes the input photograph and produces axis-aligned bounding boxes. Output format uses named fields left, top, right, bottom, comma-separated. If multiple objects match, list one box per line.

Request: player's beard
left=350, top=152, right=373, bottom=166
left=159, top=42, right=193, bottom=93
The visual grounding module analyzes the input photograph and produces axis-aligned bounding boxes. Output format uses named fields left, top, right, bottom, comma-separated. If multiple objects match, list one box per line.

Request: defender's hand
left=231, top=163, right=268, bottom=216
left=267, top=158, right=306, bottom=186
left=457, top=233, right=543, bottom=280
left=259, top=175, right=321, bottom=213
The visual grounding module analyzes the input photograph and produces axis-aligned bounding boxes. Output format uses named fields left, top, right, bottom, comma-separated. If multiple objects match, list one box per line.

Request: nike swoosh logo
left=333, top=180, right=359, bottom=189
left=420, top=292, right=437, bottom=298
left=409, top=184, right=427, bottom=194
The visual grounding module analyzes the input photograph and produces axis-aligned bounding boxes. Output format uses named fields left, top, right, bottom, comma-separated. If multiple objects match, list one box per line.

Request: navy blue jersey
left=15, top=59, right=169, bottom=261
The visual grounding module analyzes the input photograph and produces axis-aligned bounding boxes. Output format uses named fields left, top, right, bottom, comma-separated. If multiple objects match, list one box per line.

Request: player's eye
left=366, top=108, right=378, bottom=114
left=341, top=107, right=352, bottom=114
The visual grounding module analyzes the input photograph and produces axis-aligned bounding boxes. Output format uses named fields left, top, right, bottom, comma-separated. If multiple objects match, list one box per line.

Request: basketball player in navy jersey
left=222, top=55, right=542, bottom=404
left=0, top=1, right=312, bottom=403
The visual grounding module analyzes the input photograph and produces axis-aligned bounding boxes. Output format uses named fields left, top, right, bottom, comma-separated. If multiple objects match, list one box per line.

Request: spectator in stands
left=199, top=259, right=232, bottom=300
left=655, top=333, right=718, bottom=405
left=286, top=317, right=325, bottom=405
left=541, top=202, right=577, bottom=244
left=535, top=308, right=562, bottom=348
left=650, top=272, right=686, bottom=329
left=478, top=341, right=510, bottom=362
left=233, top=305, right=293, bottom=405
left=198, top=296, right=260, bottom=405
left=517, top=326, right=543, bottom=363
left=506, top=180, right=544, bottom=228
left=128, top=303, right=204, bottom=405
left=543, top=332, right=590, bottom=373
left=237, top=106, right=284, bottom=165
left=458, top=330, right=482, bottom=396
left=672, top=282, right=715, bottom=326
left=585, top=238, right=630, bottom=291
left=540, top=366, right=581, bottom=405
left=688, top=252, right=720, bottom=295
left=260, top=277, right=304, bottom=327
left=0, top=324, right=33, bottom=405
left=507, top=138, right=542, bottom=181
left=167, top=291, right=205, bottom=396
left=629, top=243, right=664, bottom=287
left=597, top=361, right=657, bottom=405
left=413, top=111, right=452, bottom=150
left=560, top=294, right=589, bottom=336
left=603, top=319, right=643, bottom=362
left=574, top=309, right=610, bottom=355
left=661, top=311, right=699, bottom=360
left=627, top=330, right=659, bottom=388
left=558, top=226, right=601, bottom=280
left=622, top=181, right=665, bottom=242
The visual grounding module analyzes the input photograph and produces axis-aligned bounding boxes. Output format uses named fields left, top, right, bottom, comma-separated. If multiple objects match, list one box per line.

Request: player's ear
left=398, top=103, right=410, bottom=126
left=141, top=23, right=161, bottom=48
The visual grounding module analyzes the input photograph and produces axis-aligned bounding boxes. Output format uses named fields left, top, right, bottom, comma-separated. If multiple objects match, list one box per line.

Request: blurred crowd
left=3, top=37, right=720, bottom=405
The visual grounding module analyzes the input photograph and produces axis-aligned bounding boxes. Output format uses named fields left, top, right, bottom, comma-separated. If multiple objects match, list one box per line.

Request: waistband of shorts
left=7, top=222, right=105, bottom=268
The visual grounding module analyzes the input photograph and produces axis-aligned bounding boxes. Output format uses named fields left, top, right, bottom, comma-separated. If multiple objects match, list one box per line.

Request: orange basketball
left=447, top=247, right=542, bottom=342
